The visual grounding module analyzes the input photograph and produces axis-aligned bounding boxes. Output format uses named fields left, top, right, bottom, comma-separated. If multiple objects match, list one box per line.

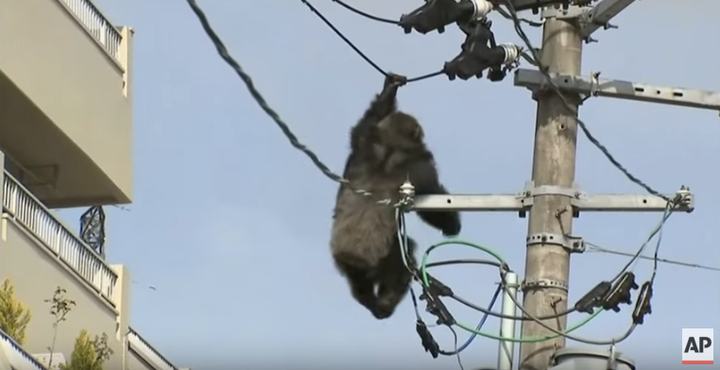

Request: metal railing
left=0, top=330, right=48, bottom=370
left=57, top=0, right=122, bottom=63
left=128, top=328, right=178, bottom=370
left=2, top=172, right=118, bottom=304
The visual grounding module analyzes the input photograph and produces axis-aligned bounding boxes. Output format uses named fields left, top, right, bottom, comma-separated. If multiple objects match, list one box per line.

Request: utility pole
left=400, top=0, right=710, bottom=368
left=518, top=15, right=583, bottom=370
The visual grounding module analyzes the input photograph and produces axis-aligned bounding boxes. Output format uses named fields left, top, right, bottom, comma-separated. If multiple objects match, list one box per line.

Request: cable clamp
left=526, top=232, right=585, bottom=253
left=521, top=278, right=568, bottom=292
left=520, top=181, right=581, bottom=207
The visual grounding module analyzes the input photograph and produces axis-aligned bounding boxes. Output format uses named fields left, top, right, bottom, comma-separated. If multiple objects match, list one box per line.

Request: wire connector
left=419, top=275, right=455, bottom=326
left=601, top=272, right=638, bottom=312
left=399, top=0, right=492, bottom=34
left=631, top=282, right=653, bottom=325
left=444, top=20, right=520, bottom=82
left=574, top=281, right=611, bottom=314
left=416, top=321, right=440, bottom=358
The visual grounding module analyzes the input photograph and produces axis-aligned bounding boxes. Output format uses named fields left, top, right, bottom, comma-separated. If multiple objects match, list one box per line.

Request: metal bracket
left=578, top=0, right=636, bottom=41
left=514, top=68, right=720, bottom=113
left=409, top=186, right=694, bottom=214
left=522, top=278, right=569, bottom=292
left=520, top=181, right=580, bottom=208
left=527, top=232, right=585, bottom=253
left=504, top=0, right=570, bottom=12
left=540, top=4, right=586, bottom=19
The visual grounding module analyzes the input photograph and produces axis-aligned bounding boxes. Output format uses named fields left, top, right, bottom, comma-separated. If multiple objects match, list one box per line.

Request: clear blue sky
left=60, top=1, right=719, bottom=368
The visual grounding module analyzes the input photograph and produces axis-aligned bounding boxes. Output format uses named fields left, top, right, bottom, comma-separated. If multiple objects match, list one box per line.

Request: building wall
left=0, top=0, right=133, bottom=205
left=0, top=219, right=123, bottom=370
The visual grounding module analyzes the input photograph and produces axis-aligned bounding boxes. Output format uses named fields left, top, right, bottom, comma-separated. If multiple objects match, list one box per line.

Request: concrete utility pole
left=518, top=17, right=583, bottom=370
left=407, top=1, right=707, bottom=368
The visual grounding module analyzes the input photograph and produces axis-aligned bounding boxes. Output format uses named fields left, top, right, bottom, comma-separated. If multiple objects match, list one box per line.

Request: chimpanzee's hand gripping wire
left=185, top=0, right=417, bottom=206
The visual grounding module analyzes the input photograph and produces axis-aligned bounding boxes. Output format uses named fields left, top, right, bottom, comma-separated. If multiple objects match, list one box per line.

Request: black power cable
left=425, top=259, right=576, bottom=320
left=300, top=0, right=443, bottom=83
left=332, top=0, right=401, bottom=25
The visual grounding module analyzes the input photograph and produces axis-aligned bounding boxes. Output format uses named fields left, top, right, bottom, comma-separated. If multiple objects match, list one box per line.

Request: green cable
left=419, top=239, right=604, bottom=343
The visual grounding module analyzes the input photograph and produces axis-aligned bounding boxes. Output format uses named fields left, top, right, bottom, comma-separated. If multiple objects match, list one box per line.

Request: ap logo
left=683, top=328, right=714, bottom=365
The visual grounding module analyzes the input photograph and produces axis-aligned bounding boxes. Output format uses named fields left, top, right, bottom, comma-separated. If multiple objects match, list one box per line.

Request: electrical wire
left=185, top=0, right=399, bottom=205
left=500, top=276, right=638, bottom=345
left=331, top=0, right=401, bottom=25
left=187, top=0, right=683, bottom=349
left=421, top=241, right=576, bottom=321
left=330, top=0, right=544, bottom=28
left=648, top=204, right=669, bottom=284
left=439, top=284, right=502, bottom=356
left=419, top=239, right=604, bottom=342
left=424, top=258, right=576, bottom=321
left=501, top=0, right=675, bottom=203
left=498, top=204, right=677, bottom=345
left=301, top=0, right=444, bottom=83
left=494, top=204, right=675, bottom=345
left=585, top=243, right=720, bottom=273
left=397, top=207, right=678, bottom=345
left=493, top=6, right=544, bottom=27
left=608, top=202, right=674, bottom=283
left=301, top=0, right=385, bottom=76
left=447, top=326, right=466, bottom=370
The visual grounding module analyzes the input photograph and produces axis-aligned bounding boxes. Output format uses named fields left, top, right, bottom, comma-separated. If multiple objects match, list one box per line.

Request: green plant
left=60, top=330, right=113, bottom=370
left=0, top=278, right=32, bottom=344
left=45, top=287, right=76, bottom=367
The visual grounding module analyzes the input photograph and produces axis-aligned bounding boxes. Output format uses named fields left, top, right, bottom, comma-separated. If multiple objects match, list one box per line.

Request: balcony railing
left=57, top=0, right=123, bottom=65
left=0, top=330, right=47, bottom=370
left=128, top=328, right=178, bottom=370
left=2, top=171, right=118, bottom=305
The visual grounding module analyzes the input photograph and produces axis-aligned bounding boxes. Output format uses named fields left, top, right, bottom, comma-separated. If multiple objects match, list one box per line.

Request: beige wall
left=0, top=219, right=124, bottom=370
left=0, top=0, right=133, bottom=206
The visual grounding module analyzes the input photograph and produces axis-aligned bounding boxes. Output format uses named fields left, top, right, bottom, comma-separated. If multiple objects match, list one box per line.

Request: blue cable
left=441, top=284, right=503, bottom=356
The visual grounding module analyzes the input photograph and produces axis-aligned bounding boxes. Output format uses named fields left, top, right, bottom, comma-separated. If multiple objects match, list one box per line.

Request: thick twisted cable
left=186, top=0, right=394, bottom=205
left=502, top=1, right=673, bottom=202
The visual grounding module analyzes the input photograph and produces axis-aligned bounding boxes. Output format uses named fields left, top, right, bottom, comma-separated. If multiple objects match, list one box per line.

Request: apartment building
left=0, top=0, right=182, bottom=369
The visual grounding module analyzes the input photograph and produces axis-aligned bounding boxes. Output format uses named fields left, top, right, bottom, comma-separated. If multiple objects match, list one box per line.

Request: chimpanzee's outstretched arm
left=350, top=74, right=407, bottom=153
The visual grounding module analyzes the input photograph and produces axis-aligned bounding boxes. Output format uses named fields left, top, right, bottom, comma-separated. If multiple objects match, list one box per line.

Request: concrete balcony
left=0, top=167, right=125, bottom=369
left=128, top=328, right=180, bottom=370
left=0, top=168, right=181, bottom=370
left=0, top=0, right=133, bottom=208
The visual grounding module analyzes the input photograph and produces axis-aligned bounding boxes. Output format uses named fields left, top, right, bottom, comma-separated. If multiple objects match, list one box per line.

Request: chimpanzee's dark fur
left=330, top=74, right=462, bottom=320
